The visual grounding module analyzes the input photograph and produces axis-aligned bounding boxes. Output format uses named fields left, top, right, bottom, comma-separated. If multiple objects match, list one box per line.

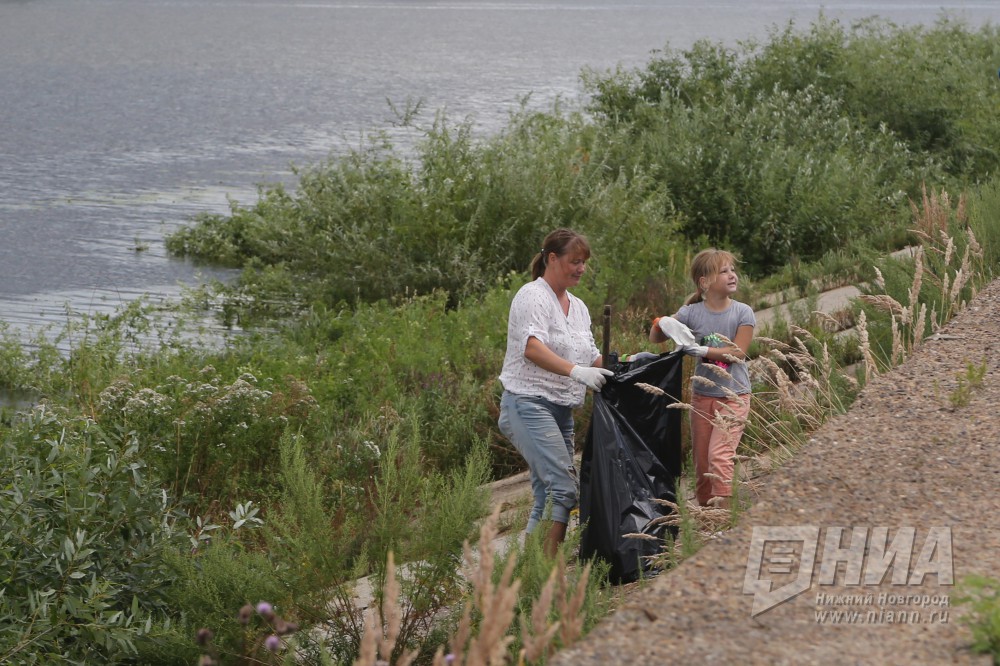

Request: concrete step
left=755, top=285, right=860, bottom=330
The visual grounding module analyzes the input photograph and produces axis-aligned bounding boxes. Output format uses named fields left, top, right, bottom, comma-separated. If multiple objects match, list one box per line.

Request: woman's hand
left=569, top=365, right=614, bottom=391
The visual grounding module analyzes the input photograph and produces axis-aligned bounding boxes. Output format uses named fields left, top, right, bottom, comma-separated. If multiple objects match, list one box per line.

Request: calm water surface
left=1, top=0, right=996, bottom=340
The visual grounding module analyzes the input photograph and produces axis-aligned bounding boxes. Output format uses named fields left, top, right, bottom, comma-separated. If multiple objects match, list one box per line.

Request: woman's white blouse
left=499, top=278, right=600, bottom=407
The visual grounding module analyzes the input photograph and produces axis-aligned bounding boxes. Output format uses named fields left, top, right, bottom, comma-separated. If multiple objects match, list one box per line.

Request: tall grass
left=859, top=185, right=987, bottom=370
left=347, top=507, right=612, bottom=666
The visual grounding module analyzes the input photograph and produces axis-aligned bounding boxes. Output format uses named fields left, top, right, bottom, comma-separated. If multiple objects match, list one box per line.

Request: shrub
left=585, top=36, right=943, bottom=275
left=134, top=536, right=288, bottom=666
left=0, top=406, right=190, bottom=663
left=93, top=366, right=319, bottom=506
left=647, top=86, right=926, bottom=273
left=165, top=101, right=685, bottom=318
left=745, top=17, right=1000, bottom=176
left=324, top=421, right=492, bottom=661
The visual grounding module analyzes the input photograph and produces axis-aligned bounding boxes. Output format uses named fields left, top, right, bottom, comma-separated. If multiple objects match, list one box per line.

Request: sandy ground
left=548, top=277, right=1000, bottom=666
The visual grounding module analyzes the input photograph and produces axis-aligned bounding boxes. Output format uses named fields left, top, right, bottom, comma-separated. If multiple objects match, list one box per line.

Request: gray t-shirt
left=675, top=300, right=755, bottom=397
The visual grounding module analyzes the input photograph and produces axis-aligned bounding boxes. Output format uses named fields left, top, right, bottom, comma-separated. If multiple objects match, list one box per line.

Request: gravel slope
left=552, top=278, right=1000, bottom=666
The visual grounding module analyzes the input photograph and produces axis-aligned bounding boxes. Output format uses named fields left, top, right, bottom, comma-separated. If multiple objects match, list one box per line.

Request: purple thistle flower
left=256, top=601, right=274, bottom=617
left=264, top=634, right=281, bottom=652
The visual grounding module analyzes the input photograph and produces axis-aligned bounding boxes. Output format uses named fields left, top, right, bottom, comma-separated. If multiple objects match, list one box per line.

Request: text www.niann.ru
left=815, top=608, right=950, bottom=624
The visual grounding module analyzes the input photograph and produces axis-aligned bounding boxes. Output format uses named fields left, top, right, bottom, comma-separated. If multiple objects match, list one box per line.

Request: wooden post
left=602, top=304, right=611, bottom=360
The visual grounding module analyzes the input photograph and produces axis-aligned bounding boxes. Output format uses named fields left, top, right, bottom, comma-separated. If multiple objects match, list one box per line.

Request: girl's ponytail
left=683, top=289, right=703, bottom=306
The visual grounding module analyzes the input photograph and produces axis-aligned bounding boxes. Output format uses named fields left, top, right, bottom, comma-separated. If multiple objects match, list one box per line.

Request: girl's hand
left=680, top=345, right=709, bottom=358
left=655, top=316, right=696, bottom=346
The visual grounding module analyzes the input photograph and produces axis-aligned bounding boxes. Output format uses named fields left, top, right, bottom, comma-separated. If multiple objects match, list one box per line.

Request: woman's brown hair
left=529, top=228, right=592, bottom=280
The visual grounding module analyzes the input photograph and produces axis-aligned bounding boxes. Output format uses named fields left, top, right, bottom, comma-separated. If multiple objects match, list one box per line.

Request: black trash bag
left=578, top=351, right=684, bottom=585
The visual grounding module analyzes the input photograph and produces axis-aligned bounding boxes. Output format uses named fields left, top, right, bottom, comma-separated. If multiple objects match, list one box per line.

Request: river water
left=1, top=0, right=995, bottom=342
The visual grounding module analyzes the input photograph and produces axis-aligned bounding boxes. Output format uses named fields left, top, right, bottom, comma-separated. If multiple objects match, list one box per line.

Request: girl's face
left=701, top=262, right=738, bottom=296
left=546, top=250, right=588, bottom=289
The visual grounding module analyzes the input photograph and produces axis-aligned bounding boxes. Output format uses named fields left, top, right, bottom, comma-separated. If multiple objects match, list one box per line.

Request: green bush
left=166, top=103, right=685, bottom=317
left=626, top=85, right=928, bottom=273
left=133, top=422, right=491, bottom=665
left=745, top=17, right=1000, bottom=176
left=165, top=111, right=577, bottom=310
left=0, top=323, right=32, bottom=394
left=0, top=406, right=190, bottom=663
left=256, top=287, right=520, bottom=479
left=260, top=422, right=491, bottom=663
left=581, top=16, right=1000, bottom=277
left=134, top=536, right=288, bottom=666
left=588, top=17, right=1000, bottom=179
left=584, top=32, right=960, bottom=274
left=93, top=366, right=318, bottom=505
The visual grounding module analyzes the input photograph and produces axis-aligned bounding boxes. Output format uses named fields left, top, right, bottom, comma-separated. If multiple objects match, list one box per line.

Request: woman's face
left=546, top=249, right=588, bottom=289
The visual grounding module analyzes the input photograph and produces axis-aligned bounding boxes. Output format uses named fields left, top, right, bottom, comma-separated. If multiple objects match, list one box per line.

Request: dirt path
left=550, top=277, right=1000, bottom=665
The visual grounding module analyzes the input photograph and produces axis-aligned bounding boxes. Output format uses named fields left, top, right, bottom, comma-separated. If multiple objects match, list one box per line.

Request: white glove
left=656, top=316, right=696, bottom=347
left=569, top=365, right=614, bottom=391
left=680, top=345, right=709, bottom=358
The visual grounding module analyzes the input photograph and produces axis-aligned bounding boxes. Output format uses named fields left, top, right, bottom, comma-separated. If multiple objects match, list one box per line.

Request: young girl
left=649, top=249, right=755, bottom=509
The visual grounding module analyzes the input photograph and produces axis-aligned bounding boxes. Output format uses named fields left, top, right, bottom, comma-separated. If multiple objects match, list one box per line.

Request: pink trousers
left=690, top=392, right=751, bottom=506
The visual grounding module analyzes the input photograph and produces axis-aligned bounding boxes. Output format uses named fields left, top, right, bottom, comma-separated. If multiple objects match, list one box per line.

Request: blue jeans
left=498, top=391, right=578, bottom=531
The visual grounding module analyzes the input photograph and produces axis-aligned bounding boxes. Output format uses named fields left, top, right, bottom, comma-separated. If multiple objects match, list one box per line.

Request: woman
left=498, top=228, right=612, bottom=557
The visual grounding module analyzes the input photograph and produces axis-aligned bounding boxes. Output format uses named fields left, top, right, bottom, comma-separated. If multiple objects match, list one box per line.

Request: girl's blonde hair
left=529, top=228, right=592, bottom=280
left=684, top=248, right=739, bottom=305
